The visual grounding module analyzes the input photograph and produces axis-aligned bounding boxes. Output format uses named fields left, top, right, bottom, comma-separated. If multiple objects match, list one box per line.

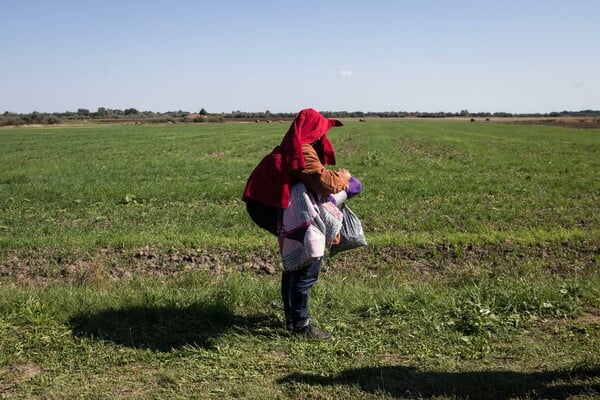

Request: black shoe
left=293, top=324, right=332, bottom=340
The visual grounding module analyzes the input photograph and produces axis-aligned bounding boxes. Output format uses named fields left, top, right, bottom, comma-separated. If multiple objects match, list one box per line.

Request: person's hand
left=332, top=233, right=341, bottom=245
left=338, top=169, right=352, bottom=182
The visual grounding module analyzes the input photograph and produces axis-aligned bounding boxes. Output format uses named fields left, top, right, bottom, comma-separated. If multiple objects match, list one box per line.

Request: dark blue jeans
left=281, top=258, right=322, bottom=330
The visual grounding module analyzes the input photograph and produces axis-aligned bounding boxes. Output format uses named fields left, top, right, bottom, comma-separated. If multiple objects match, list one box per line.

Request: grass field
left=1, top=120, right=599, bottom=399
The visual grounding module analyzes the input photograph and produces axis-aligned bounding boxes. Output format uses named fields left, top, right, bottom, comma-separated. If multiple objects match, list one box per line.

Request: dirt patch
left=0, top=246, right=280, bottom=284
left=1, top=240, right=597, bottom=284
left=128, top=246, right=279, bottom=277
left=331, top=240, right=598, bottom=277
left=577, top=306, right=600, bottom=325
left=0, top=362, right=42, bottom=394
left=506, top=117, right=600, bottom=129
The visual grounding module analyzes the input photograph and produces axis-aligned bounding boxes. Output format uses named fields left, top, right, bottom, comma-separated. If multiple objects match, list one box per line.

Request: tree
left=199, top=108, right=208, bottom=116
left=124, top=108, right=139, bottom=115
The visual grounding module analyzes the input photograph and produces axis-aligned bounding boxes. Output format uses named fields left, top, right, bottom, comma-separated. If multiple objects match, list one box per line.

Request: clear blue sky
left=1, top=0, right=599, bottom=114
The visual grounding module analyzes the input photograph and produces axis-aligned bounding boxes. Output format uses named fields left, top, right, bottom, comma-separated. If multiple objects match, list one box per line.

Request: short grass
left=1, top=269, right=599, bottom=399
left=1, top=120, right=599, bottom=399
left=1, top=121, right=598, bottom=252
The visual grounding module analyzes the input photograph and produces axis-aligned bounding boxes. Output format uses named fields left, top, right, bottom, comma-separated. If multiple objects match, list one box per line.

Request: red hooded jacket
left=242, top=108, right=343, bottom=208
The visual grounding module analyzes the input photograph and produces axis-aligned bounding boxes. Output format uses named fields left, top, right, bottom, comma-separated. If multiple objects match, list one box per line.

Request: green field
left=1, top=121, right=599, bottom=399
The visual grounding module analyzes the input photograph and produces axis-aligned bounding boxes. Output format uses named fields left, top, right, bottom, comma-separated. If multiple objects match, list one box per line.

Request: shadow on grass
left=279, top=365, right=600, bottom=399
left=70, top=300, right=280, bottom=352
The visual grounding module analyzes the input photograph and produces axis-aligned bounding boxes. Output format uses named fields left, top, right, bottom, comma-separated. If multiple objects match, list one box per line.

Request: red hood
left=243, top=108, right=343, bottom=208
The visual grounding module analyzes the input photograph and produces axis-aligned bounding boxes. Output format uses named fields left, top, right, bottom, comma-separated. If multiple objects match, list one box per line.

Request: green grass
left=0, top=123, right=271, bottom=251
left=1, top=270, right=598, bottom=398
left=1, top=121, right=598, bottom=252
left=1, top=120, right=599, bottom=398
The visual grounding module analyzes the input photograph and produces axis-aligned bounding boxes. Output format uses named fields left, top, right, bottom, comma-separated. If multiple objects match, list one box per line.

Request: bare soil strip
left=1, top=241, right=597, bottom=284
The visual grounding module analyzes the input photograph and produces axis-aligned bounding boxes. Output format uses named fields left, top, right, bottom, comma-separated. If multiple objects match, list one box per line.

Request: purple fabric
left=346, top=177, right=362, bottom=198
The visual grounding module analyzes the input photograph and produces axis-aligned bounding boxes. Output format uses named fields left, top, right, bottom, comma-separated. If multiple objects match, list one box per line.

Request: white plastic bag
left=329, top=205, right=367, bottom=257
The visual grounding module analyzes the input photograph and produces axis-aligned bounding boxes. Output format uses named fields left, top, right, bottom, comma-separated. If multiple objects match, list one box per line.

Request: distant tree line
left=0, top=107, right=220, bottom=126
left=2, top=108, right=600, bottom=127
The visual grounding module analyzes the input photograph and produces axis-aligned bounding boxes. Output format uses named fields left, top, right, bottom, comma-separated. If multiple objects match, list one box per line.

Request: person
left=243, top=108, right=361, bottom=339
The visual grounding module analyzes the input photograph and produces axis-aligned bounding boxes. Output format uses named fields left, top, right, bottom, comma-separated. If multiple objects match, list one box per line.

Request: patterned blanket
left=279, top=183, right=344, bottom=271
